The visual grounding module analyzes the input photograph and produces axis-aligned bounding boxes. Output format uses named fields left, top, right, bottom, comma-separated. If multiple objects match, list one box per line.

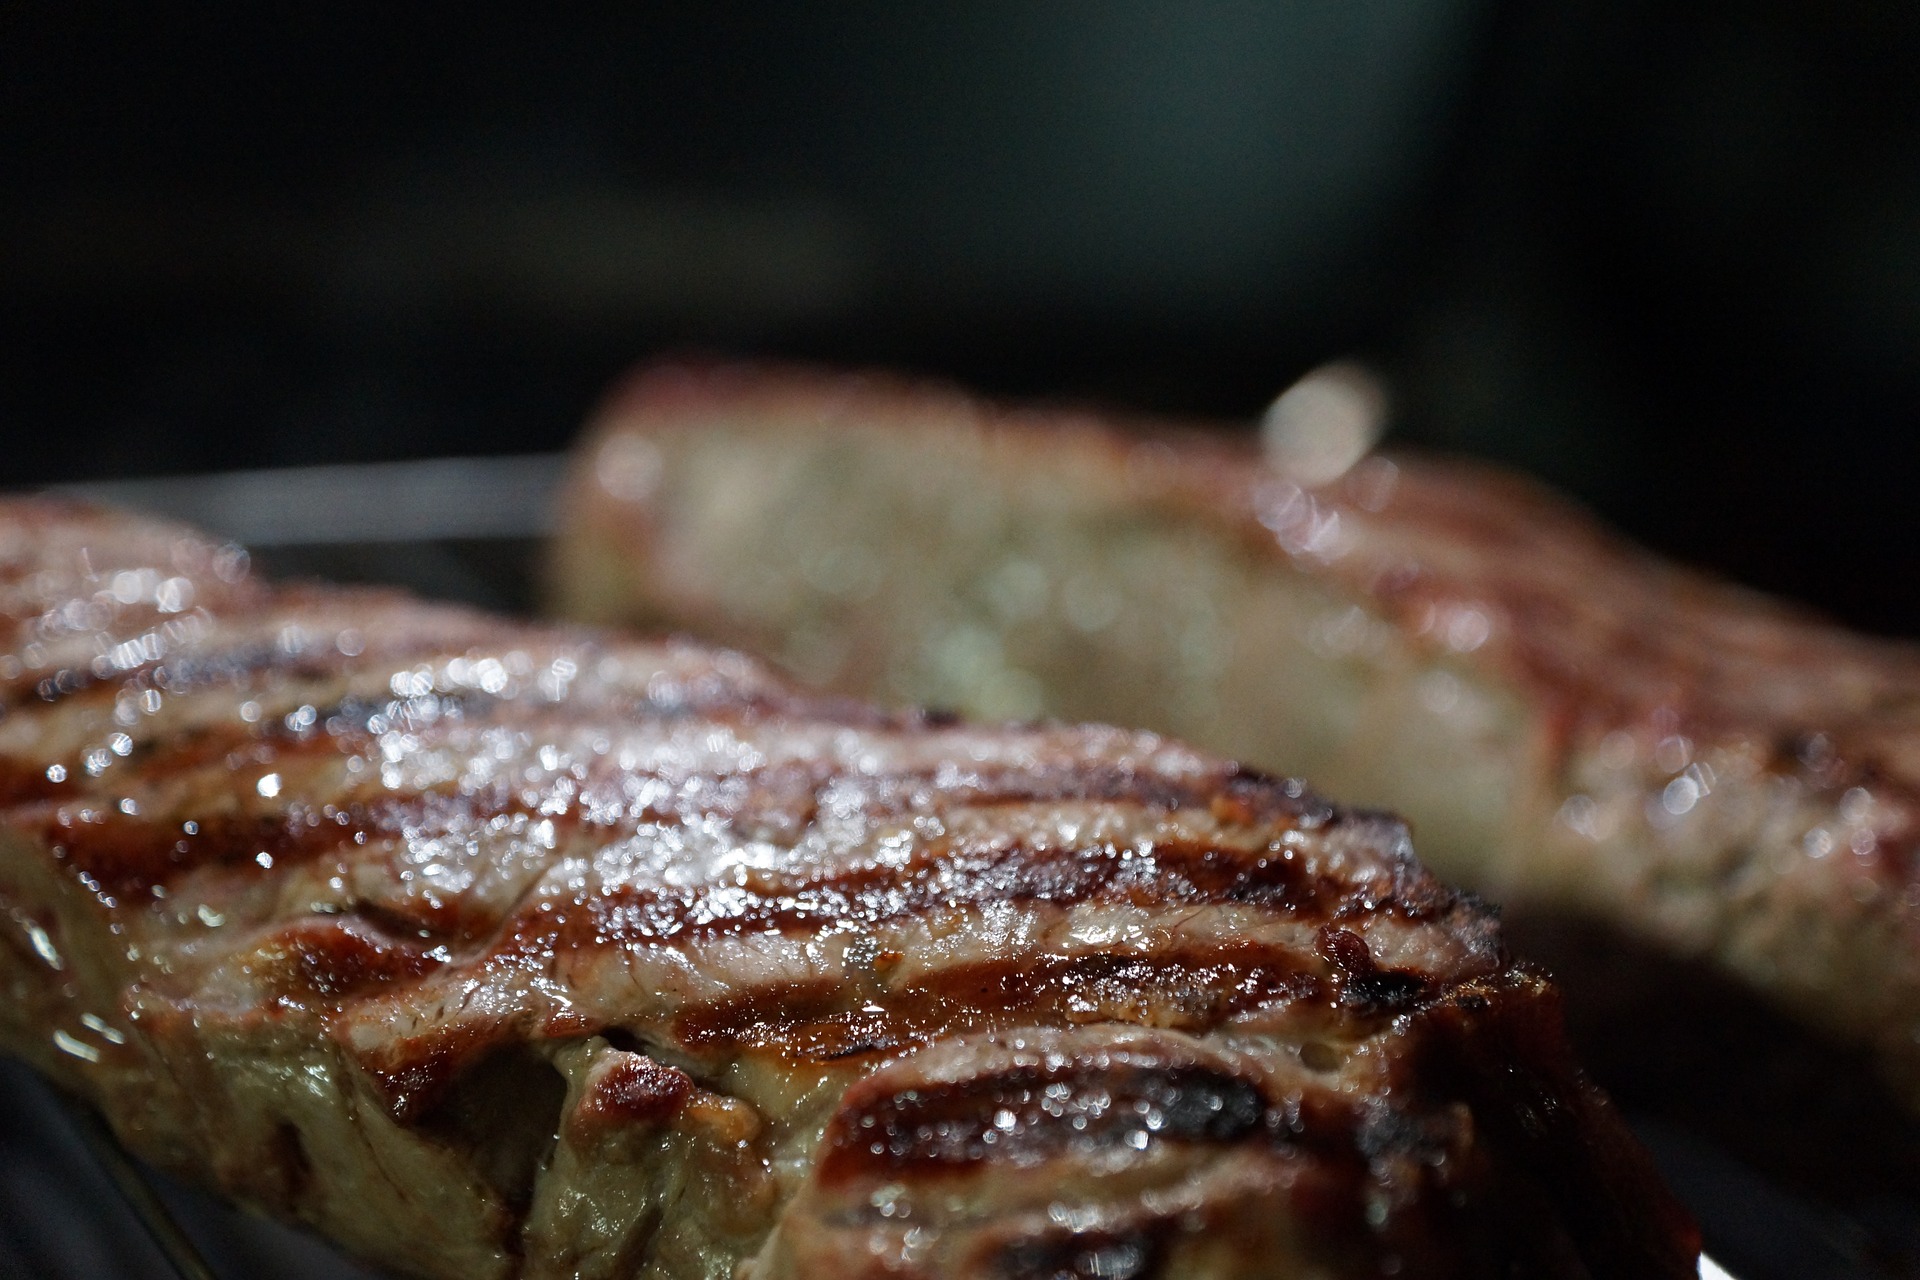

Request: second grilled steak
left=552, top=360, right=1920, bottom=1112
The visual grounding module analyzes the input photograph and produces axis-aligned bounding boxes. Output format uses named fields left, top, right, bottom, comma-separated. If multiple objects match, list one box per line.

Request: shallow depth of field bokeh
left=5, top=3, right=1918, bottom=633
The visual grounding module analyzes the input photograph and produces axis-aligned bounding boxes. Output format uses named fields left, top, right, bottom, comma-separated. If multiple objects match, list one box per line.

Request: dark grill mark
left=674, top=948, right=1327, bottom=1061
left=820, top=1058, right=1266, bottom=1182
left=32, top=796, right=388, bottom=899
left=943, top=764, right=1324, bottom=828
left=524, top=832, right=1357, bottom=963
left=256, top=917, right=446, bottom=1006
left=16, top=682, right=503, bottom=794
left=10, top=661, right=1356, bottom=917
left=1316, top=925, right=1432, bottom=1012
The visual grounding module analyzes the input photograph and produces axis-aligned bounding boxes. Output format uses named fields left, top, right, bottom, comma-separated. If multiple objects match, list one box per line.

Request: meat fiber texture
left=0, top=499, right=1694, bottom=1278
left=553, top=361, right=1920, bottom=1111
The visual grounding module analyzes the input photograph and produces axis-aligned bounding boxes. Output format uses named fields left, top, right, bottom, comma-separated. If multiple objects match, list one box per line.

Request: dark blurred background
left=5, top=3, right=1919, bottom=633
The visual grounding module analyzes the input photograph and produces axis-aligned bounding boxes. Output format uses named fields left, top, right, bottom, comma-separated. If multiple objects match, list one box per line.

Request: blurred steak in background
left=5, top=2, right=1920, bottom=631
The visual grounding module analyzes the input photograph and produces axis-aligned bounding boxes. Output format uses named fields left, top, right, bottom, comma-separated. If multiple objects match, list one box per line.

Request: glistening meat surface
left=553, top=361, right=1920, bottom=1111
left=0, top=499, right=1695, bottom=1278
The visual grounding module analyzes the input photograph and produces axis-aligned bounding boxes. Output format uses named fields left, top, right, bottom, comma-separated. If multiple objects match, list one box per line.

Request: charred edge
left=820, top=1059, right=1268, bottom=1184
left=1225, top=762, right=1329, bottom=818
left=674, top=947, right=1330, bottom=1061
left=1316, top=925, right=1433, bottom=1013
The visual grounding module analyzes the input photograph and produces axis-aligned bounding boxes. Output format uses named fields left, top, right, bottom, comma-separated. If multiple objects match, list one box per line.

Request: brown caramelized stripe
left=818, top=1057, right=1269, bottom=1182
left=361, top=1022, right=503, bottom=1126
left=20, top=756, right=1314, bottom=907
left=675, top=946, right=1331, bottom=1061
left=34, top=797, right=408, bottom=904
left=568, top=1052, right=695, bottom=1140
left=0, top=759, right=79, bottom=806
left=257, top=917, right=446, bottom=1005
left=12, top=630, right=1375, bottom=915
left=29, top=801, right=376, bottom=899
left=12, top=700, right=586, bottom=902
left=18, top=679, right=510, bottom=788
left=14, top=747, right=561, bottom=900
left=517, top=825, right=1445, bottom=966
left=0, top=686, right=411, bottom=816
left=1, top=573, right=526, bottom=711
left=3, top=607, right=854, bottom=729
left=935, top=764, right=1322, bottom=826
left=649, top=761, right=1339, bottom=861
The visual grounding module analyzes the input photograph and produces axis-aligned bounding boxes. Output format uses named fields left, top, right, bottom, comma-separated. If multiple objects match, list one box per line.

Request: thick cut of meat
left=552, top=360, right=1920, bottom=1109
left=0, top=498, right=1694, bottom=1277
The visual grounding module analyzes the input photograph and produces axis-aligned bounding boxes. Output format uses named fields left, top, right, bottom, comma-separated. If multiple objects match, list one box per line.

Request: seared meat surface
left=553, top=361, right=1920, bottom=1109
left=0, top=499, right=1694, bottom=1277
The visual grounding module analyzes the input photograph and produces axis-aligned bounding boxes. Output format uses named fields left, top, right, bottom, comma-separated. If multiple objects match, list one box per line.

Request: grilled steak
left=0, top=498, right=1694, bottom=1277
left=553, top=360, right=1920, bottom=1110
